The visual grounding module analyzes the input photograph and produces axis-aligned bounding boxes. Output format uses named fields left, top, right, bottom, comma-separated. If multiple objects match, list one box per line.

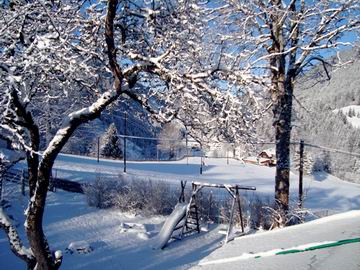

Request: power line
left=304, top=142, right=360, bottom=158
left=115, top=134, right=199, bottom=143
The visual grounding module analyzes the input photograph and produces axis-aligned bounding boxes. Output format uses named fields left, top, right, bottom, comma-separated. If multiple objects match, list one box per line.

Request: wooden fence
left=2, top=168, right=84, bottom=194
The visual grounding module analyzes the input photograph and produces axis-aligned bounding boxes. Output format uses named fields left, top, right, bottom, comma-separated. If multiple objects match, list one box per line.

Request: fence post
left=53, top=169, right=57, bottom=192
left=49, top=170, right=54, bottom=192
left=0, top=174, right=3, bottom=201
left=227, top=149, right=229, bottom=165
left=200, top=144, right=203, bottom=174
left=97, top=136, right=100, bottom=163
left=123, top=111, right=127, bottom=173
left=156, top=141, right=160, bottom=161
left=186, top=131, right=189, bottom=165
left=299, top=139, right=304, bottom=208
left=208, top=190, right=213, bottom=221
left=21, top=170, right=25, bottom=196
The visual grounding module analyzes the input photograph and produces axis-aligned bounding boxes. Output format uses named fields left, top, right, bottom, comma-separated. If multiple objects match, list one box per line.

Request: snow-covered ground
left=1, top=187, right=359, bottom=270
left=0, top=189, right=224, bottom=270
left=50, top=154, right=360, bottom=212
left=193, top=211, right=360, bottom=270
left=333, top=105, right=360, bottom=128
left=2, top=154, right=359, bottom=269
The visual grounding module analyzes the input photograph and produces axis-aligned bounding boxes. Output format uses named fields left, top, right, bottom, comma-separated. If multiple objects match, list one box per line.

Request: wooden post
left=236, top=188, right=244, bottom=233
left=97, top=136, right=100, bottom=163
left=53, top=169, right=57, bottom=192
left=21, top=170, right=25, bottom=196
left=299, top=139, right=304, bottom=208
left=123, top=112, right=127, bottom=173
left=179, top=181, right=187, bottom=203
left=186, top=131, right=189, bottom=165
left=0, top=173, right=3, bottom=201
left=208, top=190, right=213, bottom=222
left=225, top=195, right=236, bottom=243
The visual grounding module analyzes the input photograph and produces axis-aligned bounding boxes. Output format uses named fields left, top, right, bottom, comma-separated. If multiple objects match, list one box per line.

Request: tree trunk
left=268, top=2, right=294, bottom=222
left=273, top=78, right=293, bottom=215
left=26, top=165, right=55, bottom=270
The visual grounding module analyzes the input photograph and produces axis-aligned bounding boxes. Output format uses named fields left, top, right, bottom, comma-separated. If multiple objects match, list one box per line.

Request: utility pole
left=123, top=112, right=127, bottom=173
left=299, top=140, right=304, bottom=208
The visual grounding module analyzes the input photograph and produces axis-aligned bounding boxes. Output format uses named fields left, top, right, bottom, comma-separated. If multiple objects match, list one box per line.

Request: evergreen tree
left=101, top=123, right=123, bottom=159
left=348, top=108, right=355, bottom=118
left=312, top=151, right=332, bottom=173
left=293, top=150, right=313, bottom=175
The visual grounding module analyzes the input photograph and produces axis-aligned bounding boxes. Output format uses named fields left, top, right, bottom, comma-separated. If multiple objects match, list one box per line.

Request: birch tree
left=0, top=0, right=260, bottom=268
left=208, top=0, right=360, bottom=221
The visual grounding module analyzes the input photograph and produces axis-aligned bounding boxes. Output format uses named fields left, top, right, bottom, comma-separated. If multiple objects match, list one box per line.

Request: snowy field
left=0, top=189, right=225, bottom=270
left=1, top=187, right=359, bottom=270
left=2, top=154, right=359, bottom=269
left=50, top=153, right=360, bottom=212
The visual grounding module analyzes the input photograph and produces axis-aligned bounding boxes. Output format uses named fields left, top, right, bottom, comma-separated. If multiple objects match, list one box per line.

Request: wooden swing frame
left=179, top=181, right=256, bottom=244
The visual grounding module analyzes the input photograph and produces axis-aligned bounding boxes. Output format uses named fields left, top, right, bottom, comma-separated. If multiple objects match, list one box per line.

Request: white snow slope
left=193, top=211, right=360, bottom=270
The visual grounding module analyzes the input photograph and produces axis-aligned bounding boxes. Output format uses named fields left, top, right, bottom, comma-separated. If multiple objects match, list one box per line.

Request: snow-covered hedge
left=83, top=175, right=177, bottom=215
left=83, top=175, right=297, bottom=230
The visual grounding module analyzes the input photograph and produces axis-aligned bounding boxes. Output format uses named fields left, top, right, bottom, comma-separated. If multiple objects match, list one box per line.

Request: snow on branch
left=0, top=207, right=35, bottom=267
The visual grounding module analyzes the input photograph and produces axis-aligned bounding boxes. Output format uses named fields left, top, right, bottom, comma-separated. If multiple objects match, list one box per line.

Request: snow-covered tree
left=293, top=150, right=313, bottom=175
left=207, top=0, right=360, bottom=219
left=0, top=0, right=260, bottom=268
left=101, top=123, right=123, bottom=159
left=158, top=121, right=185, bottom=159
left=312, top=151, right=332, bottom=173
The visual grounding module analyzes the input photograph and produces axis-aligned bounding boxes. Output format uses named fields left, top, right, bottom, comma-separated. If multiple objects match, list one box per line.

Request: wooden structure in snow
left=187, top=182, right=256, bottom=243
left=176, top=181, right=256, bottom=245
left=154, top=181, right=256, bottom=249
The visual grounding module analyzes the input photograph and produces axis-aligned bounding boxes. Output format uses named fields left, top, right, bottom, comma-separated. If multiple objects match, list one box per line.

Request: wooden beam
left=192, top=181, right=256, bottom=191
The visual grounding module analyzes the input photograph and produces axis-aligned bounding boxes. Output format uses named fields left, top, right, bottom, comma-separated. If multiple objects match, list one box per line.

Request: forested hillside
left=293, top=49, right=360, bottom=183
left=64, top=49, right=360, bottom=174
left=62, top=99, right=158, bottom=159
left=256, top=49, right=360, bottom=183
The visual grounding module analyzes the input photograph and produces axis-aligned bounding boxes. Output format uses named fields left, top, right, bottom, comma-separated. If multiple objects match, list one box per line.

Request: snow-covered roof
left=259, top=148, right=275, bottom=157
left=243, top=156, right=274, bottom=165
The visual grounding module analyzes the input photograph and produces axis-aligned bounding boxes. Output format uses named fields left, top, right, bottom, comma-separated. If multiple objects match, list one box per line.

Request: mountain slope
left=292, top=49, right=360, bottom=183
